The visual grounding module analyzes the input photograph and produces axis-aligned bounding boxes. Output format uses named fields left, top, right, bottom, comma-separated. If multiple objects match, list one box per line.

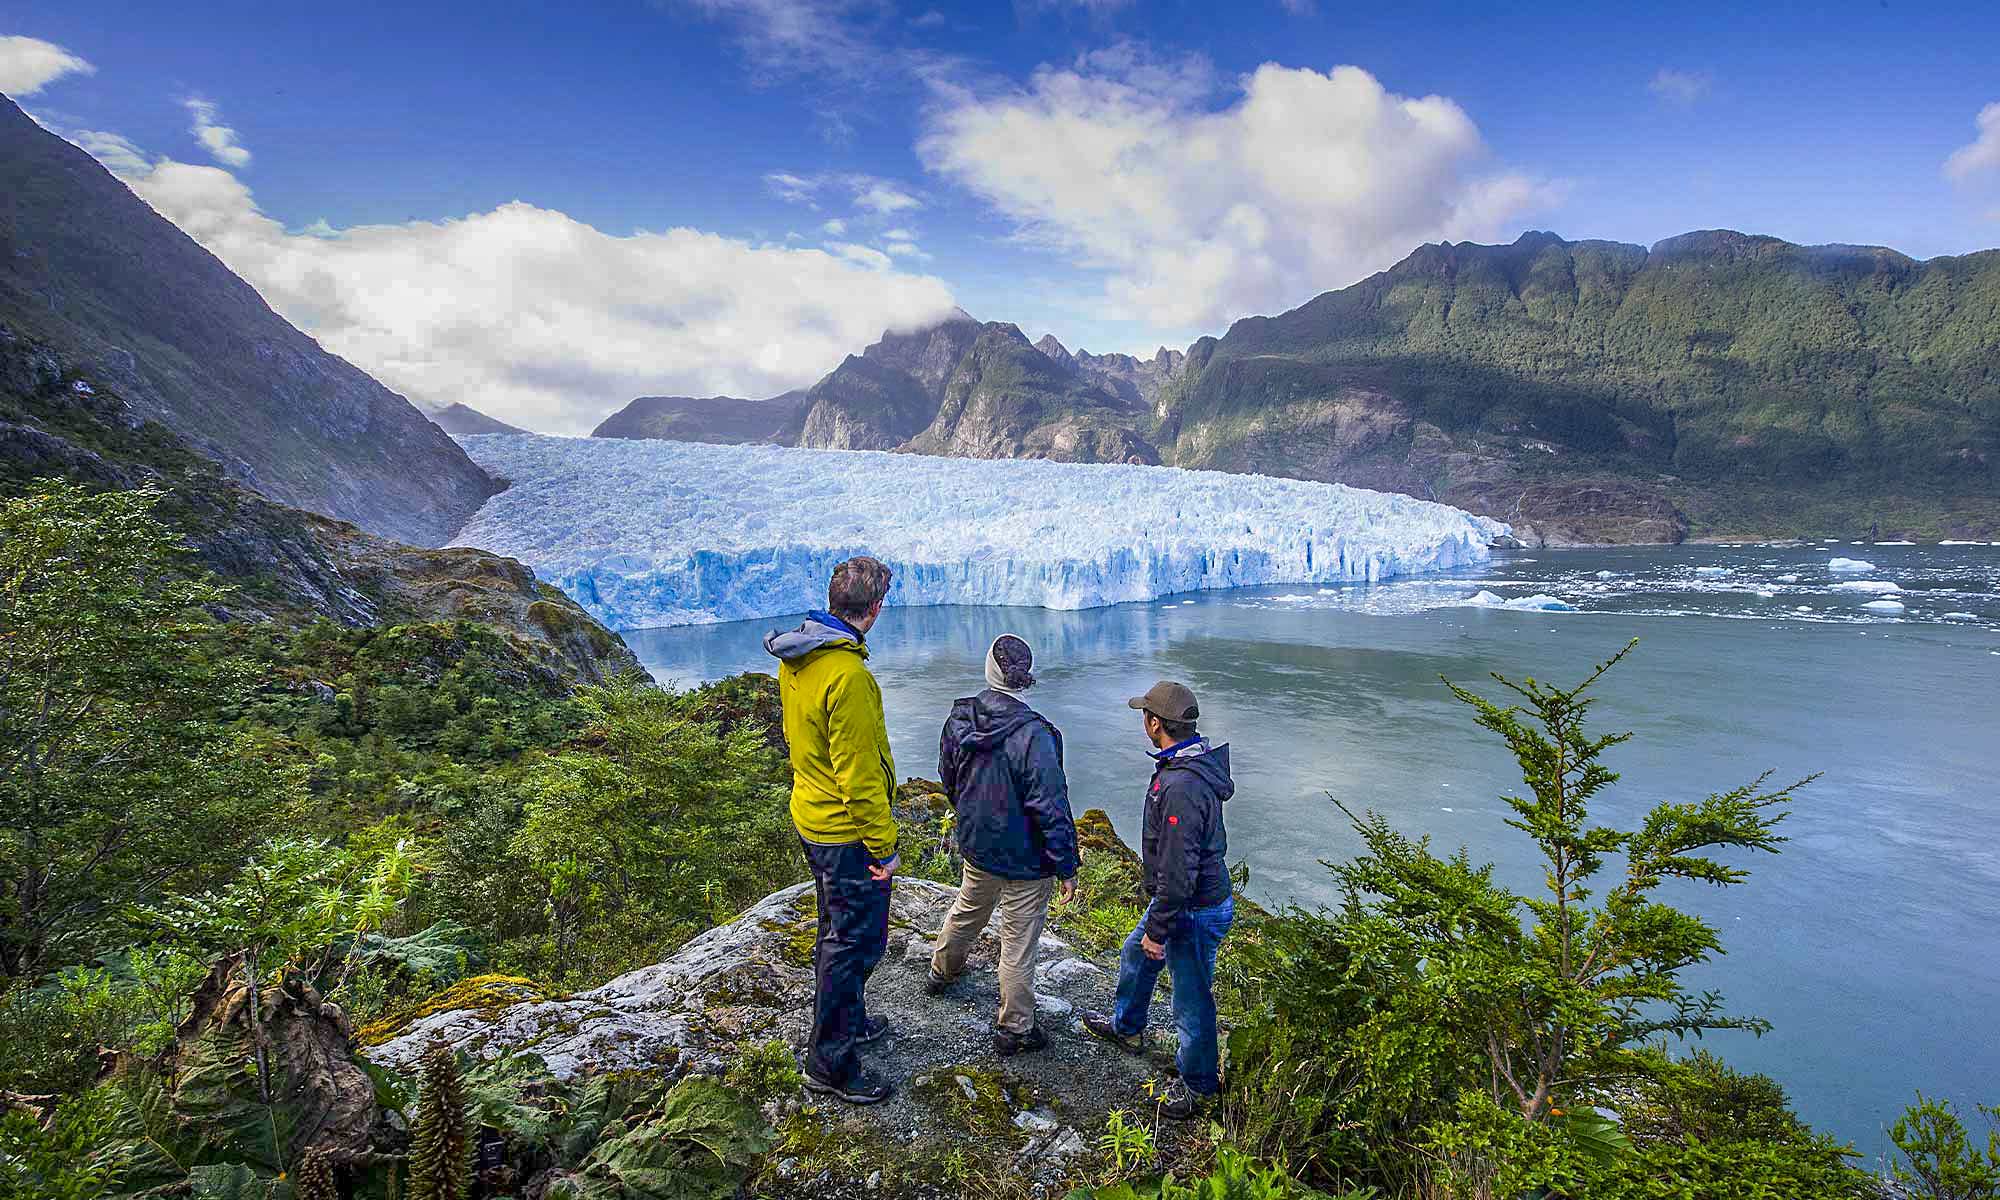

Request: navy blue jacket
left=1141, top=739, right=1233, bottom=942
left=938, top=691, right=1080, bottom=882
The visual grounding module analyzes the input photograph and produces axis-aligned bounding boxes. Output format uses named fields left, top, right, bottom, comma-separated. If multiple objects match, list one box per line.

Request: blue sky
left=5, top=0, right=1998, bottom=430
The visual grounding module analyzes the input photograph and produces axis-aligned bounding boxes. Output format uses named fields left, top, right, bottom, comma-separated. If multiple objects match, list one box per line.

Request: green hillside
left=1166, top=230, right=2000, bottom=541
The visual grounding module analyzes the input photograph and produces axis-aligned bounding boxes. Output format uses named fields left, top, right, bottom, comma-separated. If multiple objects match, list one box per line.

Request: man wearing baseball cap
left=1081, top=680, right=1236, bottom=1119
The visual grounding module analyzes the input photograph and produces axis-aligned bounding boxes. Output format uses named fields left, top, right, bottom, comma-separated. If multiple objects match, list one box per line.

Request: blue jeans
left=1109, top=896, right=1235, bottom=1094
left=800, top=839, right=891, bottom=1084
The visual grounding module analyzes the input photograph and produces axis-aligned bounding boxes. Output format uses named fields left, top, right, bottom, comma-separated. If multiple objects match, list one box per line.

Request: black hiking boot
left=1080, top=1010, right=1144, bottom=1055
left=1156, top=1076, right=1209, bottom=1121
left=993, top=1024, right=1049, bottom=1057
left=803, top=1067, right=896, bottom=1105
left=923, top=970, right=956, bottom=997
left=856, top=1016, right=892, bottom=1045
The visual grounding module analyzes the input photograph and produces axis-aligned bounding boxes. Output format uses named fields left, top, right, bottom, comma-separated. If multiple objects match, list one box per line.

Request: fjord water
left=627, top=545, right=2000, bottom=1156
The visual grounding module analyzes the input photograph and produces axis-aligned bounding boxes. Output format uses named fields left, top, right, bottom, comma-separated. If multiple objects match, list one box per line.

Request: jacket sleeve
left=826, top=664, right=898, bottom=862
left=1143, top=777, right=1199, bottom=943
left=1019, top=724, right=1079, bottom=880
left=938, top=711, right=962, bottom=801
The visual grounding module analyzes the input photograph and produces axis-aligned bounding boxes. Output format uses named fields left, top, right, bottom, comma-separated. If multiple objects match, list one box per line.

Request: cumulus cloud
left=83, top=143, right=954, bottom=433
left=821, top=217, right=848, bottom=235
left=1647, top=68, right=1711, bottom=106
left=919, top=54, right=1553, bottom=328
left=0, top=34, right=93, bottom=96
left=183, top=97, right=251, bottom=167
left=1944, top=102, right=2000, bottom=181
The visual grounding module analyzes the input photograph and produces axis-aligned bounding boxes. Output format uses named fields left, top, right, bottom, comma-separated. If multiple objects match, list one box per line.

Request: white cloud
left=0, top=35, right=94, bottom=96
left=853, top=180, right=921, bottom=214
left=879, top=226, right=915, bottom=240
left=821, top=217, right=848, bottom=235
left=764, top=170, right=819, bottom=204
left=825, top=240, right=893, bottom=270
left=1278, top=0, right=1317, bottom=14
left=919, top=55, right=1554, bottom=329
left=767, top=171, right=924, bottom=215
left=66, top=129, right=150, bottom=175
left=1944, top=102, right=2000, bottom=182
left=88, top=145, right=954, bottom=433
left=183, top=97, right=251, bottom=167
left=1647, top=68, right=1711, bottom=106
left=677, top=0, right=887, bottom=81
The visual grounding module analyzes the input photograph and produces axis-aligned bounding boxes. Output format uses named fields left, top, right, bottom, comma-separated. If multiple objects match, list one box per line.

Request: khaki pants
left=929, top=862, right=1055, bottom=1033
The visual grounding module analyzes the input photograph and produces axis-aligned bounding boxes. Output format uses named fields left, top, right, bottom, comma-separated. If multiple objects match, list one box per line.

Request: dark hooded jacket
left=938, top=690, right=1079, bottom=882
left=1140, top=738, right=1233, bottom=942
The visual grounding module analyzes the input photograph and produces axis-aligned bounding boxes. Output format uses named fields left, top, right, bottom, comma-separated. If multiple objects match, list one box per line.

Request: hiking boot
left=1080, top=1011, right=1144, bottom=1054
left=923, top=970, right=956, bottom=997
left=1156, top=1076, right=1209, bottom=1121
left=856, top=1016, right=892, bottom=1045
left=993, top=1024, right=1049, bottom=1057
left=803, top=1067, right=895, bottom=1105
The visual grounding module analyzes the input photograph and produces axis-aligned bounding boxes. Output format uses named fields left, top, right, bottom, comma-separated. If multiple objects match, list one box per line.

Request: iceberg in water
left=1828, top=557, right=1875, bottom=572
left=449, top=435, right=1508, bottom=629
left=1861, top=599, right=1907, bottom=614
left=1462, top=590, right=1575, bottom=612
left=1835, top=580, right=1902, bottom=594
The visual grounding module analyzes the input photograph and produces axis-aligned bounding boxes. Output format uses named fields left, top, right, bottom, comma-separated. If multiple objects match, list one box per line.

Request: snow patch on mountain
left=451, top=434, right=1506, bottom=629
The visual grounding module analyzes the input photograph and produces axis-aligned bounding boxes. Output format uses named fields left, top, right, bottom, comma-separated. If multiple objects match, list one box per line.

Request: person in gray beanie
left=926, top=634, right=1080, bottom=1056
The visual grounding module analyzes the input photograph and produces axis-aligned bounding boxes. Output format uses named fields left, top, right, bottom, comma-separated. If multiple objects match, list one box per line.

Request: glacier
left=450, top=435, right=1508, bottom=630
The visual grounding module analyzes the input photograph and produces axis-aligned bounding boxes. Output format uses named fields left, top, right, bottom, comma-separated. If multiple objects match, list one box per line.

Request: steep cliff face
left=0, top=98, right=497, bottom=546
left=907, top=324, right=1158, bottom=463
left=0, top=325, right=638, bottom=685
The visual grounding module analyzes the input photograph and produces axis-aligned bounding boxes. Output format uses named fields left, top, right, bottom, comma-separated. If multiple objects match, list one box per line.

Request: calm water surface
left=626, top=545, right=2000, bottom=1156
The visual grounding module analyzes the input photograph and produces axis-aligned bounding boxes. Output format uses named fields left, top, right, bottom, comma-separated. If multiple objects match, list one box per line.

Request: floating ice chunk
left=1271, top=593, right=1314, bottom=603
left=1180, top=600, right=1197, bottom=605
left=1828, top=558, right=1875, bottom=572
left=1794, top=605, right=1813, bottom=612
left=1462, top=590, right=1575, bottom=612
left=1774, top=573, right=1801, bottom=583
left=1835, top=580, right=1902, bottom=594
left=1594, top=570, right=1622, bottom=580
left=1861, top=599, right=1906, bottom=613
left=449, top=435, right=1506, bottom=629
left=1941, top=612, right=1979, bottom=621
left=1875, top=540, right=1915, bottom=546
left=1940, top=540, right=1980, bottom=546
left=1694, top=566, right=1729, bottom=576
left=1755, top=590, right=1776, bottom=598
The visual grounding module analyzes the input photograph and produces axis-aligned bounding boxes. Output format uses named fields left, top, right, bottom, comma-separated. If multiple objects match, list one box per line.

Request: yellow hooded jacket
left=763, top=613, right=899, bottom=861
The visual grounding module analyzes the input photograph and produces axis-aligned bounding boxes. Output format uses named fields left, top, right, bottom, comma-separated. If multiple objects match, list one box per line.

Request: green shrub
left=1889, top=1094, right=2000, bottom=1200
left=725, top=1039, right=803, bottom=1102
left=1224, top=642, right=1834, bottom=1195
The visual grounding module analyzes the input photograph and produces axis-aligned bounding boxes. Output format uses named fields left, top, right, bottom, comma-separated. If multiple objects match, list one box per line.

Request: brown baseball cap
left=1127, top=680, right=1199, bottom=723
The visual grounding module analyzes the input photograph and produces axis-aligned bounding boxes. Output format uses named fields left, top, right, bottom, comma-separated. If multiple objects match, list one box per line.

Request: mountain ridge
left=588, top=227, right=1998, bottom=543
left=0, top=97, right=498, bottom=546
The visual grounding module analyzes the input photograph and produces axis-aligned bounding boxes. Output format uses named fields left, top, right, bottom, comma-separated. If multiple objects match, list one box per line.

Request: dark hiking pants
left=800, top=838, right=891, bottom=1085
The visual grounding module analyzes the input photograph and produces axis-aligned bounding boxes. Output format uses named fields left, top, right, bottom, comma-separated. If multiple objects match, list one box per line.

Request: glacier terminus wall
left=451, top=435, right=1509, bottom=630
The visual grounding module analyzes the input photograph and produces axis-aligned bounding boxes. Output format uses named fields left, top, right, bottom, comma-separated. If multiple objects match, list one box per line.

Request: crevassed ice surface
left=451, top=434, right=1507, bottom=630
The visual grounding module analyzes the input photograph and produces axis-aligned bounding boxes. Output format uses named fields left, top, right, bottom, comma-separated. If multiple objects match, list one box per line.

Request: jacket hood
left=1156, top=739, right=1234, bottom=801
left=946, top=689, right=1043, bottom=752
left=763, top=613, right=867, bottom=662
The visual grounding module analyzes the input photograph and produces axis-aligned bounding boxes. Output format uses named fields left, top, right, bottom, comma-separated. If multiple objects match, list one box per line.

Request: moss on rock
left=354, top=974, right=554, bottom=1047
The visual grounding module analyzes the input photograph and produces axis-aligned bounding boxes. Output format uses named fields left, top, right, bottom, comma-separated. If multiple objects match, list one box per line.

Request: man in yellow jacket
left=763, top=555, right=900, bottom=1103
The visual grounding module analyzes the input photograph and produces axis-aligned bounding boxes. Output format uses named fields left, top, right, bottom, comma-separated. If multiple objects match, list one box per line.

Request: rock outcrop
left=363, top=876, right=1190, bottom=1185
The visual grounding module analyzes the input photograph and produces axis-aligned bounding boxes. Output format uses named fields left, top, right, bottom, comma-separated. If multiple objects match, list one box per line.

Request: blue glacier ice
left=450, top=435, right=1509, bottom=630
